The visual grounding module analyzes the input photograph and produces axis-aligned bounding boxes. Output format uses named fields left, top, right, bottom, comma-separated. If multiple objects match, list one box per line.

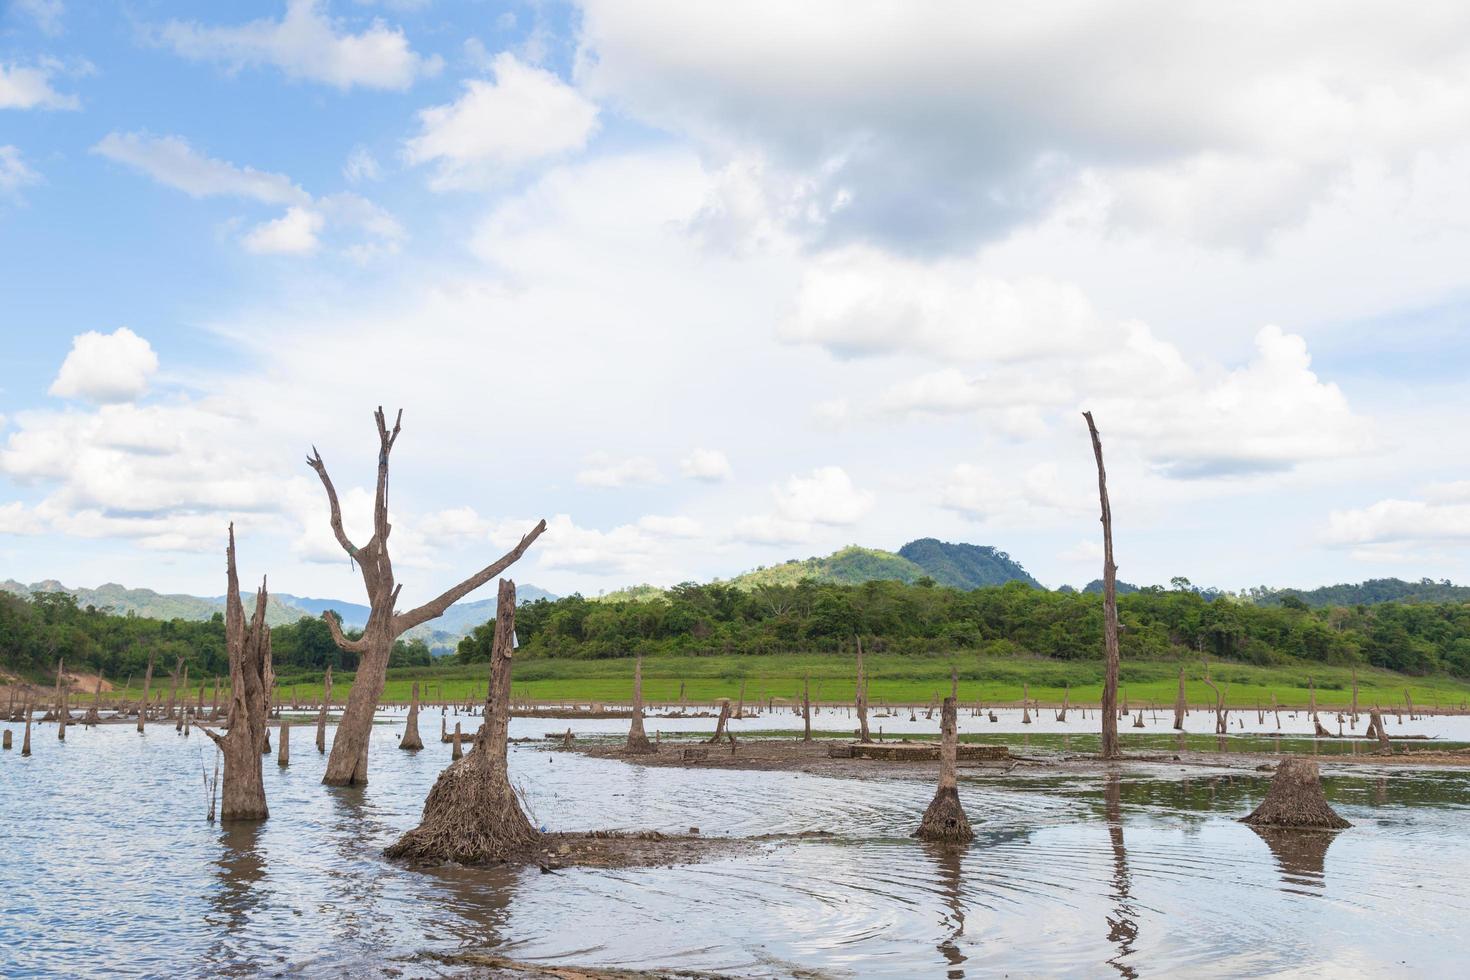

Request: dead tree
left=136, top=654, right=154, bottom=733
left=1057, top=683, right=1069, bottom=723
left=278, top=720, right=290, bottom=768
left=1083, top=411, right=1121, bottom=760
left=1241, top=759, right=1350, bottom=829
left=308, top=407, right=545, bottom=785
left=400, top=681, right=424, bottom=750
left=385, top=579, right=539, bottom=863
left=855, top=635, right=871, bottom=743
left=54, top=659, right=67, bottom=740
left=914, top=696, right=973, bottom=842
left=315, top=666, right=332, bottom=753
left=1173, top=669, right=1187, bottom=730
left=165, top=656, right=183, bottom=722
left=22, top=693, right=32, bottom=756
left=1202, top=675, right=1229, bottom=735
left=708, top=699, right=732, bottom=743
left=801, top=673, right=812, bottom=742
left=1021, top=683, right=1031, bottom=724
left=200, top=526, right=273, bottom=822
left=1367, top=708, right=1391, bottom=754
left=625, top=653, right=655, bottom=753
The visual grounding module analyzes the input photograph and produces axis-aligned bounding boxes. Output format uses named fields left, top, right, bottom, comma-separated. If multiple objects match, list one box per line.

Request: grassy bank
left=73, top=653, right=1470, bottom=711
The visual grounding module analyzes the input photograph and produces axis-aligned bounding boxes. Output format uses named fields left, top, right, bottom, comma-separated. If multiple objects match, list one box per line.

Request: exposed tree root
left=1241, top=758, right=1350, bottom=829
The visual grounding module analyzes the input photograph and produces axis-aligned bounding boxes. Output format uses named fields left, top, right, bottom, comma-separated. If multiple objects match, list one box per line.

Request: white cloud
left=576, top=0, right=1470, bottom=251
left=343, top=146, right=382, bottom=183
left=729, top=514, right=811, bottom=546
left=774, top=465, right=874, bottom=526
left=405, top=52, right=599, bottom=189
left=93, top=132, right=308, bottom=205
left=13, top=0, right=64, bottom=36
left=575, top=453, right=663, bottom=488
left=1059, top=538, right=1103, bottom=563
left=0, top=145, right=39, bottom=196
left=48, top=328, right=159, bottom=404
left=679, top=447, right=732, bottom=482
left=636, top=514, right=702, bottom=538
left=489, top=513, right=667, bottom=576
left=0, top=501, right=44, bottom=535
left=242, top=206, right=323, bottom=254
left=0, top=59, right=77, bottom=110
left=941, top=462, right=1089, bottom=526
left=159, top=0, right=440, bottom=91
left=1324, top=494, right=1470, bottom=556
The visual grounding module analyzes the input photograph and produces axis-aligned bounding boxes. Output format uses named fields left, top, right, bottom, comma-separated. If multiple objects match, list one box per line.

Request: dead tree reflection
left=1103, top=772, right=1138, bottom=979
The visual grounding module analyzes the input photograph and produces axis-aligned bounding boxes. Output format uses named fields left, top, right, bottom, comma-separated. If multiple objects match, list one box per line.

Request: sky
left=3, top=1, right=1470, bottom=605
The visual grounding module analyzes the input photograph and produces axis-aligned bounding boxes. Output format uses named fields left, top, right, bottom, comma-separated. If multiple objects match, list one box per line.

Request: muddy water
left=4, top=709, right=1469, bottom=978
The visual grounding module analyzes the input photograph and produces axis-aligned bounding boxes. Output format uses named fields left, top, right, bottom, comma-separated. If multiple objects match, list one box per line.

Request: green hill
left=898, top=538, right=1042, bottom=589
left=0, top=579, right=309, bottom=627
left=725, top=546, right=930, bottom=589
left=1257, top=578, right=1470, bottom=608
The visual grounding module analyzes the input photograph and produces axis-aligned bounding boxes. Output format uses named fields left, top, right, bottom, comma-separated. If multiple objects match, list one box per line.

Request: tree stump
left=400, top=681, right=424, bottom=750
left=451, top=723, right=463, bottom=760
left=1241, top=759, right=1350, bottom=829
left=914, top=696, right=973, bottom=843
left=625, top=653, right=655, bottom=754
left=386, top=579, right=540, bottom=864
left=278, top=720, right=290, bottom=767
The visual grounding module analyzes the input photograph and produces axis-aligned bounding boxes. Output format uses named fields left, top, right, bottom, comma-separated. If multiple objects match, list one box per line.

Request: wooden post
left=278, top=720, right=290, bottom=767
left=1083, top=411, right=1120, bottom=760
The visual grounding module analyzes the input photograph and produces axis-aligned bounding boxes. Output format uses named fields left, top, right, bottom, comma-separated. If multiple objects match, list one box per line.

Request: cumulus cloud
left=93, top=132, right=308, bottom=205
left=732, top=466, right=873, bottom=545
left=13, top=1, right=64, bottom=36
left=48, top=328, right=159, bottom=404
left=576, top=453, right=663, bottom=488
left=0, top=501, right=44, bottom=535
left=158, top=0, right=440, bottom=91
left=576, top=0, right=1470, bottom=251
left=242, top=205, right=323, bottom=254
left=941, top=463, right=1089, bottom=526
left=0, top=59, right=78, bottom=110
left=487, top=513, right=680, bottom=576
left=679, top=447, right=732, bottom=482
left=405, top=52, right=599, bottom=188
left=0, top=145, right=39, bottom=196
left=1324, top=482, right=1470, bottom=560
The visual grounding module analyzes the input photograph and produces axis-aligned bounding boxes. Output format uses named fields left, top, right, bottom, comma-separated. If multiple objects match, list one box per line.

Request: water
left=4, top=707, right=1469, bottom=978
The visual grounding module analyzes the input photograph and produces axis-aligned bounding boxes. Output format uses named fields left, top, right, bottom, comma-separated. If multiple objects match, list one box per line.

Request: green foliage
left=897, top=538, right=1042, bottom=589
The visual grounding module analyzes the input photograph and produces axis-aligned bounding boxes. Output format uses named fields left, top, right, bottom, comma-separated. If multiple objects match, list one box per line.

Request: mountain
left=1080, top=579, right=1142, bottom=595
left=1, top=579, right=309, bottom=627
left=898, top=538, right=1043, bottom=590
left=723, top=540, right=1042, bottom=591
left=1, top=580, right=557, bottom=641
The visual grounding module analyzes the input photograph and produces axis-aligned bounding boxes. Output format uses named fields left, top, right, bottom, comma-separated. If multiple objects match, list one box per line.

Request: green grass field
left=91, top=653, right=1470, bottom=711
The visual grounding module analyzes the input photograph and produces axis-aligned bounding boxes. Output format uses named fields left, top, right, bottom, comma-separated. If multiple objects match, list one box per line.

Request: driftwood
left=1083, top=410, right=1121, bottom=760
left=307, top=407, right=545, bottom=786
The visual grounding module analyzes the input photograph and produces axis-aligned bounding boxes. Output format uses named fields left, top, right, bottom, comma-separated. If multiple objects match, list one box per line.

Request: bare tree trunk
left=1058, top=683, right=1070, bottom=723
left=1173, top=668, right=1187, bottom=730
left=801, top=673, right=812, bottom=743
left=400, top=681, right=424, bottom=750
left=22, top=695, right=32, bottom=756
left=1241, top=759, right=1350, bottom=829
left=708, top=700, right=732, bottom=743
left=914, top=696, right=973, bottom=842
left=855, top=635, right=871, bottom=743
left=200, top=525, right=273, bottom=822
left=1369, top=708, right=1391, bottom=754
left=315, top=666, right=332, bottom=753
left=54, top=659, right=67, bottom=740
left=1021, top=683, right=1031, bottom=724
left=451, top=723, right=463, bottom=760
left=310, top=408, right=545, bottom=786
left=1083, top=411, right=1121, bottom=761
left=626, top=653, right=654, bottom=753
left=386, top=579, right=540, bottom=863
left=165, top=656, right=183, bottom=722
left=278, top=720, right=290, bottom=767
left=136, top=654, right=154, bottom=733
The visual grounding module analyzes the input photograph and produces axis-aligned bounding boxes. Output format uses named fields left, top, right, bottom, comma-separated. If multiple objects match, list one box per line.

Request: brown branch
left=306, top=446, right=361, bottom=559
left=392, top=519, right=547, bottom=635
left=372, top=406, right=402, bottom=547
left=200, top=726, right=225, bottom=747
left=323, top=610, right=368, bottom=654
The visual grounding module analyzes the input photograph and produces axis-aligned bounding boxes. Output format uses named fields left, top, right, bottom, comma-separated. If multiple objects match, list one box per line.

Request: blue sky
left=3, top=1, right=1470, bottom=604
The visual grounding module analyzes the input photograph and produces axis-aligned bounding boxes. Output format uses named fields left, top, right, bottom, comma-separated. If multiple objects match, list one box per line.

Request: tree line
left=457, top=578, right=1470, bottom=677
left=0, top=590, right=432, bottom=681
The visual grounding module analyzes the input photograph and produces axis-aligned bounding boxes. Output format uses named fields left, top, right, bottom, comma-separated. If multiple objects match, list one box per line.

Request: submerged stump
left=386, top=579, right=540, bottom=864
left=625, top=653, right=655, bottom=754
left=1241, top=759, right=1350, bottom=830
left=914, top=696, right=974, bottom=843
left=400, top=681, right=424, bottom=750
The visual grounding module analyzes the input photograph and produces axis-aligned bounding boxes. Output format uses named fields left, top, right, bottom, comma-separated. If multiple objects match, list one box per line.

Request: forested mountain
left=275, top=586, right=557, bottom=631
left=898, top=538, right=1042, bottom=589
left=1254, top=578, right=1470, bottom=609
left=2, top=579, right=308, bottom=627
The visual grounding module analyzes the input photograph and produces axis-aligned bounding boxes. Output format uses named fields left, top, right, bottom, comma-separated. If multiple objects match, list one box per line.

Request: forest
left=457, top=578, right=1470, bottom=677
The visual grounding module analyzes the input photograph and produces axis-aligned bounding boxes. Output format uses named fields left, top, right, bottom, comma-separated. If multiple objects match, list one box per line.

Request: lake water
left=4, top=706, right=1469, bottom=978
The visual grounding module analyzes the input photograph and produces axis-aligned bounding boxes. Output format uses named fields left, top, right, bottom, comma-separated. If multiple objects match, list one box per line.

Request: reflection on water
left=2, top=712, right=1470, bottom=977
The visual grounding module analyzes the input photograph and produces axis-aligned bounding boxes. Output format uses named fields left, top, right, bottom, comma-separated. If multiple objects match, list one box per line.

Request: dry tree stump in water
left=1241, top=759, right=1350, bottom=830
left=914, top=696, right=974, bottom=843
left=625, top=653, right=655, bottom=754
left=386, top=579, right=540, bottom=864
left=400, top=681, right=425, bottom=751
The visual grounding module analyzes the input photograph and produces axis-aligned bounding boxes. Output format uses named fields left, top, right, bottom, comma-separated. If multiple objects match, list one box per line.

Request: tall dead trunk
left=136, top=654, right=154, bottom=733
left=914, top=696, right=973, bottom=842
left=309, top=408, right=545, bottom=786
left=1368, top=708, right=1391, bottom=754
left=1173, top=668, right=1187, bottom=730
left=708, top=699, right=732, bottom=743
left=1083, top=411, right=1121, bottom=761
left=54, top=659, right=67, bottom=740
left=200, top=525, right=273, bottom=822
left=278, top=720, right=290, bottom=768
left=386, top=579, right=540, bottom=863
left=626, top=653, right=654, bottom=753
left=315, top=666, right=332, bottom=753
left=801, top=673, right=812, bottom=743
left=400, top=681, right=424, bottom=750
left=855, top=635, right=871, bottom=743
left=1021, top=683, right=1031, bottom=724
left=22, top=695, right=32, bottom=756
